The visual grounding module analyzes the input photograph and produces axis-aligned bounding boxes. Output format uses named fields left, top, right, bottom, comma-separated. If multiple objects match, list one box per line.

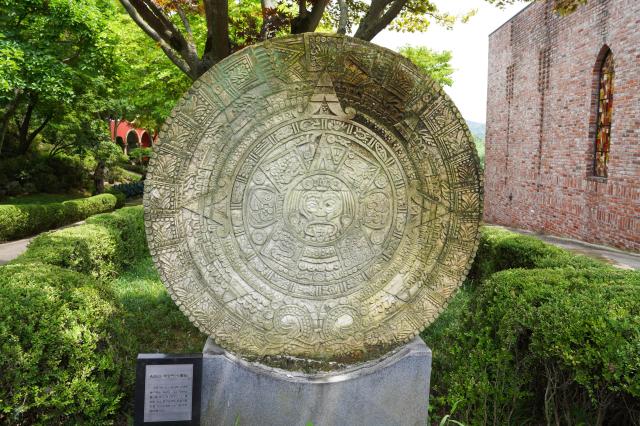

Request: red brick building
left=484, top=0, right=640, bottom=251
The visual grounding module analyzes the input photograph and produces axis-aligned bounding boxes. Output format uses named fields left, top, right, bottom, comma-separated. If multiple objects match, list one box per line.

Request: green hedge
left=14, top=206, right=147, bottom=280
left=469, top=226, right=608, bottom=281
left=426, top=268, right=640, bottom=424
left=424, top=226, right=639, bottom=424
left=0, top=263, right=122, bottom=424
left=0, top=193, right=118, bottom=242
left=105, top=189, right=126, bottom=208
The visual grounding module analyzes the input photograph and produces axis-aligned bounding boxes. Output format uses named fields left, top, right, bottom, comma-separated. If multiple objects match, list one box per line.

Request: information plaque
left=134, top=354, right=202, bottom=425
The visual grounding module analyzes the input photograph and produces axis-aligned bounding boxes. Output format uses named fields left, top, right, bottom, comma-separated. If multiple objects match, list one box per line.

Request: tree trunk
left=16, top=98, right=37, bottom=154
left=0, top=89, right=22, bottom=156
left=94, top=160, right=106, bottom=195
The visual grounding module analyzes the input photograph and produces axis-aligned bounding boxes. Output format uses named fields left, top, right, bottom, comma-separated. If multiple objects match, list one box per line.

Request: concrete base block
left=201, top=338, right=431, bottom=426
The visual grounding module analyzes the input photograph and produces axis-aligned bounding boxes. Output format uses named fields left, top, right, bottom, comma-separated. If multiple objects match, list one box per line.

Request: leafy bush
left=110, top=181, right=144, bottom=198
left=469, top=226, right=608, bottom=282
left=0, top=193, right=117, bottom=241
left=0, top=153, right=91, bottom=196
left=15, top=206, right=146, bottom=279
left=105, top=188, right=126, bottom=208
left=424, top=227, right=638, bottom=424
left=110, top=166, right=141, bottom=184
left=425, top=267, right=640, bottom=425
left=86, top=206, right=148, bottom=263
left=0, top=263, right=122, bottom=424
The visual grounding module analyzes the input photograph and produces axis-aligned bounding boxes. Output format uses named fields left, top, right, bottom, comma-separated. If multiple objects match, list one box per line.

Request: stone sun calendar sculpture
left=144, top=34, right=482, bottom=365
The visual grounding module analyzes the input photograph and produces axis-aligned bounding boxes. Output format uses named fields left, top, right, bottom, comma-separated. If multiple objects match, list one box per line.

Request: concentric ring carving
left=144, top=34, right=482, bottom=363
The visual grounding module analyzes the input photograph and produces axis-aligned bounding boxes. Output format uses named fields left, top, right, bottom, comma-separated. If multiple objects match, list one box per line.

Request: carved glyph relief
left=144, top=34, right=482, bottom=363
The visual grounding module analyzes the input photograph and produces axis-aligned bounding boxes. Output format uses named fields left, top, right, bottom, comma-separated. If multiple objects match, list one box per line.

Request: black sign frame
left=134, top=353, right=202, bottom=426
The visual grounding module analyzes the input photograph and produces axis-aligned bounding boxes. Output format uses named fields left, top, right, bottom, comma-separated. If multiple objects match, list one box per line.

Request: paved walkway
left=0, top=197, right=142, bottom=266
left=0, top=220, right=86, bottom=265
left=493, top=225, right=640, bottom=270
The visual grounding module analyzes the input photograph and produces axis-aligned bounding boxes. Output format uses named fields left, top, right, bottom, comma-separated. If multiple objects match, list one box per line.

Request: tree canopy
left=0, top=0, right=117, bottom=156
left=398, top=46, right=454, bottom=87
left=118, top=0, right=588, bottom=81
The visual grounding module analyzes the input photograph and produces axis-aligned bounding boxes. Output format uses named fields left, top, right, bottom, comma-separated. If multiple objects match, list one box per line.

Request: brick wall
left=484, top=0, right=640, bottom=252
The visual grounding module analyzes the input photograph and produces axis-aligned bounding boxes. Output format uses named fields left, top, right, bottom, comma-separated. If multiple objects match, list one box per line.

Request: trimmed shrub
left=105, top=189, right=126, bottom=208
left=426, top=268, right=640, bottom=425
left=86, top=206, right=148, bottom=264
left=0, top=193, right=117, bottom=242
left=469, top=226, right=608, bottom=281
left=15, top=206, right=146, bottom=279
left=0, top=263, right=122, bottom=424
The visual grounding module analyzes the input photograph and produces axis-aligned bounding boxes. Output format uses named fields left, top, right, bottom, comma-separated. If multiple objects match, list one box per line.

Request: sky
left=372, top=0, right=530, bottom=123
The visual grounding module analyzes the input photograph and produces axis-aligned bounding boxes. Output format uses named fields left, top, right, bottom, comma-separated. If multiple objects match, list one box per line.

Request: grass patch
left=108, top=256, right=206, bottom=421
left=109, top=256, right=205, bottom=354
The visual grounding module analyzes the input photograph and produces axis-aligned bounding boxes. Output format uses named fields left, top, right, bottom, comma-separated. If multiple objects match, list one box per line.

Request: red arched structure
left=140, top=131, right=152, bottom=148
left=109, top=119, right=156, bottom=154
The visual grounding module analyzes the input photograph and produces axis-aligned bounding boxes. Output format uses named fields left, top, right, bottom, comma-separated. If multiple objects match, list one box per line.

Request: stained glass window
left=594, top=51, right=614, bottom=177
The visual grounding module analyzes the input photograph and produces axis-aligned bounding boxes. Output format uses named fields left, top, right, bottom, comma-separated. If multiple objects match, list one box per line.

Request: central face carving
left=236, top=122, right=402, bottom=296
left=286, top=174, right=355, bottom=245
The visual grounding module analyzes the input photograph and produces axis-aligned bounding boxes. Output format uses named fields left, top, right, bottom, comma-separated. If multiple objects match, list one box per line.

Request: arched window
left=594, top=50, right=614, bottom=177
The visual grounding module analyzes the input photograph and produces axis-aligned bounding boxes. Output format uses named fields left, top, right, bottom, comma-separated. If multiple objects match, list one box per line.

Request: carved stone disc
left=144, top=34, right=482, bottom=363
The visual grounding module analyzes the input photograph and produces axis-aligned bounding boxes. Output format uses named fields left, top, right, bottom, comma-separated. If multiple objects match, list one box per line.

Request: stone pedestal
left=200, top=338, right=431, bottom=426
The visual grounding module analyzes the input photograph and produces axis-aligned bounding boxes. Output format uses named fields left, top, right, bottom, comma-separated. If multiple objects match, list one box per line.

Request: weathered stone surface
left=144, top=33, right=482, bottom=362
left=200, top=337, right=431, bottom=426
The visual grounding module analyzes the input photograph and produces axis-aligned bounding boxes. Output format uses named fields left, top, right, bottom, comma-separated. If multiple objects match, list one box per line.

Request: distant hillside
left=465, top=120, right=486, bottom=140
left=465, top=120, right=485, bottom=168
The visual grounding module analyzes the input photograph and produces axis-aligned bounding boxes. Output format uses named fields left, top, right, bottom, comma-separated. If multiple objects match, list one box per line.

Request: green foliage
left=15, top=206, right=147, bottom=280
left=108, top=8, right=191, bottom=130
left=86, top=206, right=149, bottom=264
left=424, top=227, right=639, bottom=425
left=0, top=152, right=91, bottom=196
left=398, top=45, right=454, bottom=87
left=88, top=140, right=125, bottom=168
left=112, top=166, right=143, bottom=184
left=0, top=193, right=117, bottom=241
left=473, top=136, right=484, bottom=169
left=105, top=189, right=127, bottom=208
left=127, top=147, right=152, bottom=164
left=0, top=206, right=197, bottom=423
left=0, top=193, right=81, bottom=205
left=469, top=226, right=607, bottom=282
left=0, top=0, right=118, bottom=156
left=0, top=263, right=122, bottom=424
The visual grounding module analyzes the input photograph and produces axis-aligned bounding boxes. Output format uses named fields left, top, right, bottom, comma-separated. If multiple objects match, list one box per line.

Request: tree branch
left=175, top=4, right=194, bottom=41
left=337, top=0, right=348, bottom=34
left=17, top=96, right=37, bottom=154
left=28, top=113, right=53, bottom=144
left=291, top=0, right=330, bottom=33
left=354, top=0, right=407, bottom=41
left=119, top=0, right=199, bottom=79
